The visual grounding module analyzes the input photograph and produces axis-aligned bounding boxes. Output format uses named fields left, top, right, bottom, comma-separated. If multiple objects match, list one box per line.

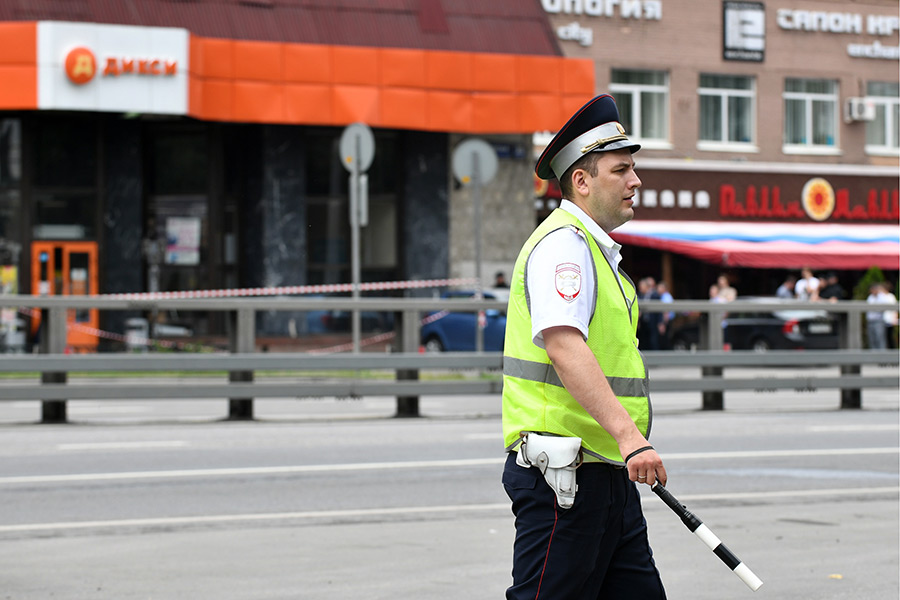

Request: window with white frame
left=610, top=69, right=668, bottom=145
left=783, top=78, right=838, bottom=152
left=865, top=81, right=899, bottom=155
left=698, top=74, right=755, bottom=149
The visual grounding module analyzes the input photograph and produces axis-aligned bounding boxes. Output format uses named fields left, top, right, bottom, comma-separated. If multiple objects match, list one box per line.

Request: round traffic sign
left=339, top=122, right=375, bottom=173
left=452, top=138, right=497, bottom=185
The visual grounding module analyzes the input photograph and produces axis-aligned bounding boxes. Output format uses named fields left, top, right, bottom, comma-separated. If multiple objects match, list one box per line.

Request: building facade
left=0, top=0, right=897, bottom=349
left=0, top=1, right=592, bottom=345
left=537, top=0, right=898, bottom=299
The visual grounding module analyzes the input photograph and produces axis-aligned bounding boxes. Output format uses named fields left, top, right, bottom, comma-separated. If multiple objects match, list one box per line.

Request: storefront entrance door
left=30, top=241, right=99, bottom=351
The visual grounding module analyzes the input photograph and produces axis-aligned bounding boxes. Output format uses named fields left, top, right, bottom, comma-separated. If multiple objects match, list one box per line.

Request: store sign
left=64, top=47, right=96, bottom=85
left=571, top=169, right=900, bottom=223
left=541, top=0, right=662, bottom=18
left=723, top=1, right=765, bottom=62
left=776, top=9, right=900, bottom=60
left=719, top=180, right=899, bottom=222
left=38, top=21, right=188, bottom=114
left=542, top=0, right=662, bottom=47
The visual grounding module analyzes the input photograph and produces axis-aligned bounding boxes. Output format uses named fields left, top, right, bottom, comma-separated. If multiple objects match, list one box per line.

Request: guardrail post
left=228, top=308, right=255, bottom=420
left=40, top=306, right=68, bottom=423
left=700, top=307, right=725, bottom=410
left=395, top=308, right=420, bottom=417
left=839, top=309, right=863, bottom=409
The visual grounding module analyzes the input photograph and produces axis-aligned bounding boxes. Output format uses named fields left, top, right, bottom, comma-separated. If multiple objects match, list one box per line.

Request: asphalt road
left=0, top=375, right=898, bottom=599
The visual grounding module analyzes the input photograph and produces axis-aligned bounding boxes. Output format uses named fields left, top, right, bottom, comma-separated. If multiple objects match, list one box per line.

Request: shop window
left=304, top=129, right=398, bottom=286
left=610, top=69, right=669, bottom=147
left=32, top=118, right=98, bottom=241
left=865, top=81, right=900, bottom=156
left=0, top=119, right=21, bottom=188
left=150, top=131, right=208, bottom=195
left=698, top=74, right=756, bottom=150
left=0, top=119, right=22, bottom=261
left=783, top=78, right=839, bottom=154
left=33, top=191, right=96, bottom=239
left=35, top=118, right=97, bottom=188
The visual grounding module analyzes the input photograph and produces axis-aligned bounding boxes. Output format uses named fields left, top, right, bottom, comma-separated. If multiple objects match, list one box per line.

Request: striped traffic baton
left=652, top=482, right=764, bottom=592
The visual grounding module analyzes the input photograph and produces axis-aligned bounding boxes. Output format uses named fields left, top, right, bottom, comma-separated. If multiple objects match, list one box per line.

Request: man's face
left=581, top=149, right=641, bottom=233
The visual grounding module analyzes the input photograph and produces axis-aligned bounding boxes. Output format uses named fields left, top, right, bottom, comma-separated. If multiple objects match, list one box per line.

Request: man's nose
left=630, top=172, right=642, bottom=189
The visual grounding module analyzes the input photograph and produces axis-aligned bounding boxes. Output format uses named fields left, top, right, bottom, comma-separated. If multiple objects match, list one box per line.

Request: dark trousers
left=503, top=452, right=666, bottom=600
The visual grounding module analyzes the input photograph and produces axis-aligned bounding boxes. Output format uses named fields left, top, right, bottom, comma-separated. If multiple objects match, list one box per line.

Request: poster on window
left=165, top=217, right=201, bottom=265
left=1, top=265, right=17, bottom=329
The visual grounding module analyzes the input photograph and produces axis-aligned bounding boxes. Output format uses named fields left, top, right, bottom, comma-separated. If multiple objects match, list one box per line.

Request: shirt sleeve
left=525, top=227, right=595, bottom=348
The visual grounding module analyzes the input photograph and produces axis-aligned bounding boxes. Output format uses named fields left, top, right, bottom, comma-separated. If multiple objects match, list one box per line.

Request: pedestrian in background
left=657, top=280, right=674, bottom=349
left=502, top=94, right=667, bottom=600
left=795, top=267, right=820, bottom=301
left=880, top=282, right=898, bottom=349
left=775, top=274, right=797, bottom=299
left=866, top=283, right=888, bottom=349
left=638, top=276, right=662, bottom=350
left=715, top=274, right=737, bottom=302
left=818, top=272, right=846, bottom=302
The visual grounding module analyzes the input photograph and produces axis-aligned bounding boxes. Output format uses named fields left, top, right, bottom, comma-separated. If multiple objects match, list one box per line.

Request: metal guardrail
left=0, top=295, right=897, bottom=422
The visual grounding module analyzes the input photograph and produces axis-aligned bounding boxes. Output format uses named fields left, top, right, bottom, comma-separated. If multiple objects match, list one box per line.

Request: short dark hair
left=559, top=152, right=602, bottom=199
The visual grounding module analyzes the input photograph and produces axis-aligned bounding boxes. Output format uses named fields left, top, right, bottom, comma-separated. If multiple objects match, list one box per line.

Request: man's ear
left=571, top=168, right=590, bottom=197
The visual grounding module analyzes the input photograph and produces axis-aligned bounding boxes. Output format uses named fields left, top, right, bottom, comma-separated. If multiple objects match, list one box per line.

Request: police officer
left=502, top=94, right=667, bottom=599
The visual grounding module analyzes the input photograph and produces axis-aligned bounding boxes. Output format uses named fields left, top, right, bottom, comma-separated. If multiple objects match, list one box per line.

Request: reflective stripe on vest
left=503, top=356, right=648, bottom=398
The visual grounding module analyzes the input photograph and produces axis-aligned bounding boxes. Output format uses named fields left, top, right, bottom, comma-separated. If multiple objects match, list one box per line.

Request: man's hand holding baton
left=626, top=447, right=763, bottom=592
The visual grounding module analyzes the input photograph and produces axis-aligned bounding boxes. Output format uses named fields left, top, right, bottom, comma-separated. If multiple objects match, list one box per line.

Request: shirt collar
left=559, top=199, right=621, bottom=252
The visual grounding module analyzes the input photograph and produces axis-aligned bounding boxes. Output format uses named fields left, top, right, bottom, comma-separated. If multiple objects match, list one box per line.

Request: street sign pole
left=340, top=123, right=375, bottom=353
left=451, top=138, right=497, bottom=354
left=472, top=153, right=484, bottom=352
left=349, top=148, right=361, bottom=352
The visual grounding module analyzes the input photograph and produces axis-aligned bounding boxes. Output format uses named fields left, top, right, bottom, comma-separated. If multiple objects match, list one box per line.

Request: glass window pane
left=616, top=93, right=635, bottom=133
left=35, top=119, right=96, bottom=188
left=306, top=133, right=344, bottom=197
left=785, top=78, right=803, bottom=93
left=728, top=96, right=752, bottom=142
left=0, top=119, right=21, bottom=188
left=152, top=131, right=207, bottom=195
left=867, top=105, right=888, bottom=146
left=701, top=74, right=751, bottom=90
left=641, top=91, right=667, bottom=139
left=699, top=95, right=721, bottom=141
left=867, top=81, right=899, bottom=97
left=612, top=69, right=664, bottom=85
left=0, top=189, right=21, bottom=248
left=33, top=192, right=95, bottom=239
left=893, top=103, right=900, bottom=147
left=784, top=98, right=805, bottom=144
left=812, top=99, right=835, bottom=145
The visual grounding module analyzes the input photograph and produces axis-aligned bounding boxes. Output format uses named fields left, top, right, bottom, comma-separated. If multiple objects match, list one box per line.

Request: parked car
left=303, top=294, right=395, bottom=335
left=420, top=289, right=507, bottom=352
left=666, top=298, right=840, bottom=352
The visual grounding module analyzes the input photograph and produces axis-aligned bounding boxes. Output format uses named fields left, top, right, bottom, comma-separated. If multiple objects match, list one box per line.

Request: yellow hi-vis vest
left=501, top=209, right=651, bottom=465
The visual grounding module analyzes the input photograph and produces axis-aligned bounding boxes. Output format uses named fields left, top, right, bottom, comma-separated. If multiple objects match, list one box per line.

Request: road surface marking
left=1, top=487, right=897, bottom=534
left=57, top=441, right=189, bottom=451
left=1, top=447, right=896, bottom=485
left=807, top=424, right=899, bottom=432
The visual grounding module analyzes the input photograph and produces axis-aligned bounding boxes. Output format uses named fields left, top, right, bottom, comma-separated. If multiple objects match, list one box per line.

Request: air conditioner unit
left=845, top=97, right=876, bottom=122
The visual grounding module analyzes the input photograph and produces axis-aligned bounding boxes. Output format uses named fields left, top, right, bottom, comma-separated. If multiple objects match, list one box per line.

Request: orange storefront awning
left=186, top=37, right=594, bottom=132
left=0, top=20, right=596, bottom=134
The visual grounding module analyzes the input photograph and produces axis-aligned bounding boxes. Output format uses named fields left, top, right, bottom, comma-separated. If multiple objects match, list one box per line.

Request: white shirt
left=795, top=276, right=820, bottom=300
left=526, top=200, right=625, bottom=347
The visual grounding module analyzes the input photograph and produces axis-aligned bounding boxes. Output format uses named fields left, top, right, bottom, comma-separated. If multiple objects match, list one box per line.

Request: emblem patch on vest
left=555, top=263, right=582, bottom=302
